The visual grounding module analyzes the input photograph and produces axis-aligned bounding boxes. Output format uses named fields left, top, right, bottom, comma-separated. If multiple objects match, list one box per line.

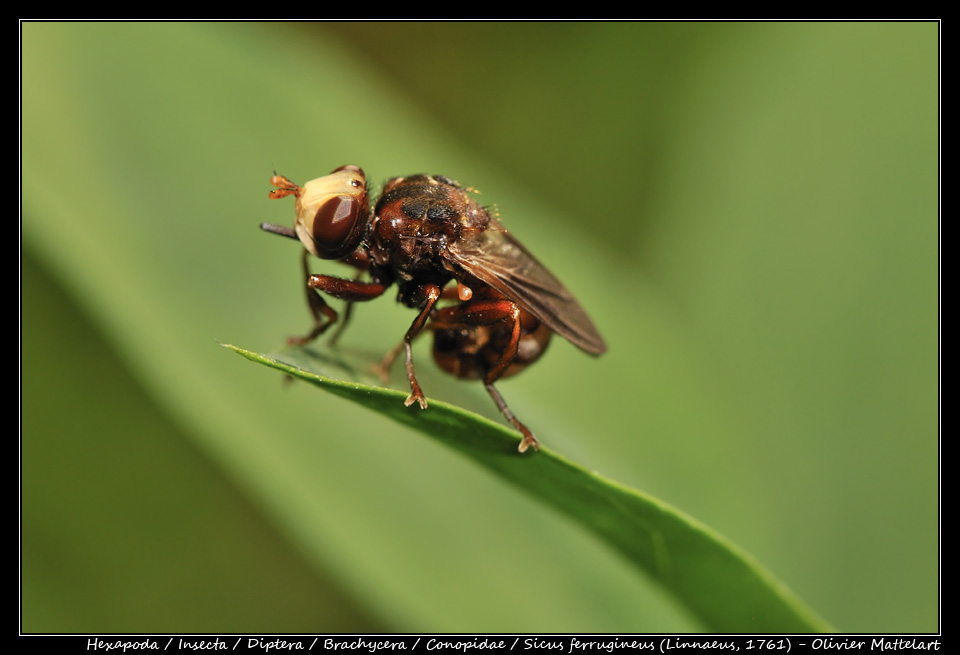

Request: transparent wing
left=445, top=222, right=607, bottom=355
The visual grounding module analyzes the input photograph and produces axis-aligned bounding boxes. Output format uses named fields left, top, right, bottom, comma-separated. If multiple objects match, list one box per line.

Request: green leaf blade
left=227, top=344, right=832, bottom=633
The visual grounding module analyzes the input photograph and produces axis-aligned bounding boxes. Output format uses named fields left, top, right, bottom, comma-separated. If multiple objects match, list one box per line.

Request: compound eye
left=311, top=194, right=360, bottom=252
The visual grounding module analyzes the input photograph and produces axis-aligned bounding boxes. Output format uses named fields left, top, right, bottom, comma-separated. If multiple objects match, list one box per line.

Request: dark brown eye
left=311, top=194, right=360, bottom=253
left=292, top=166, right=369, bottom=259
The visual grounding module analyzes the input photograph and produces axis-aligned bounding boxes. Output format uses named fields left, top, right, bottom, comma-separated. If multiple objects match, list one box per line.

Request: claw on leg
left=518, top=432, right=540, bottom=454
left=404, top=391, right=428, bottom=409
left=403, top=341, right=428, bottom=409
left=395, top=284, right=441, bottom=412
left=485, top=383, right=539, bottom=453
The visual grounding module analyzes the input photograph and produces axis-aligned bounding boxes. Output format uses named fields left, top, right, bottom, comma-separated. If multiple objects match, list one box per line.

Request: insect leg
left=375, top=280, right=463, bottom=381
left=329, top=300, right=354, bottom=346
left=485, top=383, right=539, bottom=453
left=401, top=284, right=442, bottom=410
left=372, top=340, right=405, bottom=384
left=328, top=251, right=373, bottom=346
left=307, top=274, right=387, bottom=303
left=431, top=298, right=523, bottom=382
left=431, top=297, right=538, bottom=452
left=290, top=250, right=338, bottom=346
left=290, top=250, right=387, bottom=346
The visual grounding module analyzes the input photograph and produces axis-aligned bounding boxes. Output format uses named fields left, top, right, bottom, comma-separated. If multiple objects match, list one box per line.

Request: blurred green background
left=21, top=22, right=938, bottom=633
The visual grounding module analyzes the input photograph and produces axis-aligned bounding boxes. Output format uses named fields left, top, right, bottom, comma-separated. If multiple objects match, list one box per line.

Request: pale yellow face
left=294, top=165, right=367, bottom=259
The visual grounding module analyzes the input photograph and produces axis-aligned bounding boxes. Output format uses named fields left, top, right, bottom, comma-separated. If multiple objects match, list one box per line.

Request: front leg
left=290, top=250, right=337, bottom=346
left=290, top=249, right=387, bottom=345
left=329, top=250, right=374, bottom=346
